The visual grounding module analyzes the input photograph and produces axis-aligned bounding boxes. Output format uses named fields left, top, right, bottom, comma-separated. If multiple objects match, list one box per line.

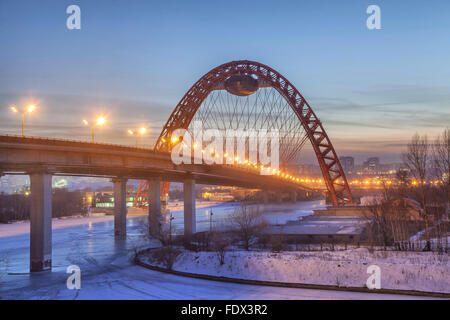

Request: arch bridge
left=136, top=60, right=352, bottom=207
left=0, top=60, right=353, bottom=272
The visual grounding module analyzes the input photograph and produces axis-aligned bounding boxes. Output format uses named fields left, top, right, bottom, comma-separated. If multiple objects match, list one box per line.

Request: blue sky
left=0, top=0, right=449, bottom=163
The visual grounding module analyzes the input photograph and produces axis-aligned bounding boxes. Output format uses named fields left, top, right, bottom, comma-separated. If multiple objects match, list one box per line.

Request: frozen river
left=0, top=200, right=434, bottom=299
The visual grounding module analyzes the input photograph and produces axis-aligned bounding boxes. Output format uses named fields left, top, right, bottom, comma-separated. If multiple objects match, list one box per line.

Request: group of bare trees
left=138, top=204, right=269, bottom=268
left=365, top=186, right=429, bottom=251
left=227, top=205, right=268, bottom=251
left=433, top=129, right=450, bottom=218
left=0, top=189, right=88, bottom=223
left=365, top=128, right=449, bottom=252
left=404, top=130, right=449, bottom=249
left=402, top=133, right=433, bottom=250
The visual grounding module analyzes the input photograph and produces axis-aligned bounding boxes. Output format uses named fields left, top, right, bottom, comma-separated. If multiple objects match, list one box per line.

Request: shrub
left=211, top=231, right=229, bottom=265
left=269, top=235, right=284, bottom=253
left=151, top=247, right=181, bottom=270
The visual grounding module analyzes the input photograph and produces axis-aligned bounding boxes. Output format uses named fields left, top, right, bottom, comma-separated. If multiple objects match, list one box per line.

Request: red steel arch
left=138, top=60, right=353, bottom=206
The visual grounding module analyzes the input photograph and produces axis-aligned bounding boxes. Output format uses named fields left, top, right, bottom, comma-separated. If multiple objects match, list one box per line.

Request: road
left=0, top=202, right=437, bottom=300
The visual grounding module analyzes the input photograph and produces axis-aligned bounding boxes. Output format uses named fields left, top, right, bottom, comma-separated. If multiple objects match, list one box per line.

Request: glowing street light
left=128, top=127, right=147, bottom=147
left=83, top=116, right=106, bottom=143
left=10, top=104, right=36, bottom=137
left=96, top=117, right=106, bottom=126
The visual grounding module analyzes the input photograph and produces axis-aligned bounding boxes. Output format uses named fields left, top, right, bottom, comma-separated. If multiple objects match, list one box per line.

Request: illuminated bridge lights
left=169, top=141, right=325, bottom=185
left=164, top=139, right=328, bottom=186
left=348, top=178, right=443, bottom=187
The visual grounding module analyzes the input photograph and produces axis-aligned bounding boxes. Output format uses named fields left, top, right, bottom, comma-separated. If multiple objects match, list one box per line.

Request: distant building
left=363, top=157, right=380, bottom=173
left=84, top=190, right=135, bottom=208
left=291, top=164, right=322, bottom=177
left=339, top=156, right=355, bottom=174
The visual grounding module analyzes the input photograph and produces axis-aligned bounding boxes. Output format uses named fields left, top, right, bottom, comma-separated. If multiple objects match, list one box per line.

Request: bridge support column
left=113, top=178, right=128, bottom=238
left=184, top=178, right=196, bottom=236
left=290, top=190, right=297, bottom=203
left=29, top=172, right=52, bottom=272
left=262, top=191, right=269, bottom=204
left=275, top=191, right=283, bottom=203
left=148, top=178, right=161, bottom=235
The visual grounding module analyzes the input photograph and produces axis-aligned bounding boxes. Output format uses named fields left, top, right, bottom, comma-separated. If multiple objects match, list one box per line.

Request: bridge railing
left=0, top=134, right=163, bottom=153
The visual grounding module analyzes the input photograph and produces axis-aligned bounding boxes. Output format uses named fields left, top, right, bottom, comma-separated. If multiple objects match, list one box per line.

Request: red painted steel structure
left=134, top=60, right=353, bottom=207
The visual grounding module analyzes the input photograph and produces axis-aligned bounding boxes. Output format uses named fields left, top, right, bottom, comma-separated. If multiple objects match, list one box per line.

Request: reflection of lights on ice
left=88, top=221, right=92, bottom=230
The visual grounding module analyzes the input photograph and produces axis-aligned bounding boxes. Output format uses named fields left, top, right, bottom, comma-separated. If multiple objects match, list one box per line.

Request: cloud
left=306, top=84, right=450, bottom=134
left=1, top=83, right=448, bottom=161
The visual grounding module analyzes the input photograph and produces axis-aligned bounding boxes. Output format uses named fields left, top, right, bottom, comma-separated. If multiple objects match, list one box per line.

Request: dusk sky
left=1, top=0, right=449, bottom=163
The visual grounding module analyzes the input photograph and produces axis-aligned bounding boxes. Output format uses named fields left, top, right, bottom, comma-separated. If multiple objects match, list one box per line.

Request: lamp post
left=83, top=117, right=106, bottom=143
left=10, top=105, right=35, bottom=137
left=169, top=213, right=174, bottom=245
left=127, top=127, right=147, bottom=148
left=209, top=209, right=214, bottom=233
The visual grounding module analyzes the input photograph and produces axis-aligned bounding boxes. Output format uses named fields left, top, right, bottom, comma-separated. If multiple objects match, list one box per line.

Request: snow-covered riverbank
left=140, top=249, right=450, bottom=294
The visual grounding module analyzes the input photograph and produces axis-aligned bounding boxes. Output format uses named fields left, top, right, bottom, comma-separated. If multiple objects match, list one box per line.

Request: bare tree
left=432, top=128, right=450, bottom=252
left=135, top=214, right=181, bottom=270
left=142, top=212, right=174, bottom=246
left=364, top=189, right=394, bottom=250
left=211, top=231, right=229, bottom=265
left=396, top=169, right=410, bottom=199
left=228, top=205, right=267, bottom=251
left=150, top=247, right=181, bottom=270
left=433, top=128, right=450, bottom=218
left=402, top=133, right=431, bottom=250
left=363, top=182, right=422, bottom=251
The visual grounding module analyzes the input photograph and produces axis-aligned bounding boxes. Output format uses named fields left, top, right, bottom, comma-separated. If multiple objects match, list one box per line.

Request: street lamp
left=83, top=116, right=106, bottom=143
left=10, top=104, right=36, bottom=137
left=169, top=214, right=175, bottom=245
left=128, top=127, right=147, bottom=147
left=209, top=209, right=214, bottom=233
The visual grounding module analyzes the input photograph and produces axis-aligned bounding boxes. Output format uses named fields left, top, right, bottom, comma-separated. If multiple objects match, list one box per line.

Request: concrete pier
left=148, top=178, right=161, bottom=234
left=290, top=190, right=297, bottom=203
left=275, top=191, right=283, bottom=203
left=29, top=172, right=52, bottom=272
left=262, top=191, right=269, bottom=204
left=184, top=178, right=196, bottom=235
left=112, top=178, right=128, bottom=238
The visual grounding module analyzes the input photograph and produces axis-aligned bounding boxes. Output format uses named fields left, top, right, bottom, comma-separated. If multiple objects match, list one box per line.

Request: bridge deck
left=0, top=135, right=310, bottom=191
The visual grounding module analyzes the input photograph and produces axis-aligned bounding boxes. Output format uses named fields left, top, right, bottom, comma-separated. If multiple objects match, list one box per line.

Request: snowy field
left=141, top=248, right=450, bottom=294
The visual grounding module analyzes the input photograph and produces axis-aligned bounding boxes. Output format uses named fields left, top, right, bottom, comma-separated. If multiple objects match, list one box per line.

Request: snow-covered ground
left=0, top=200, right=444, bottom=299
left=141, top=249, right=450, bottom=294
